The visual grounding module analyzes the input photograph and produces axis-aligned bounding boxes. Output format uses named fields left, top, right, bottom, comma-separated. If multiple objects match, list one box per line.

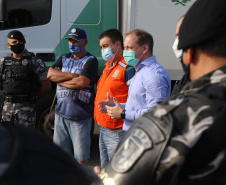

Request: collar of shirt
left=22, top=49, right=29, bottom=56
left=105, top=55, right=124, bottom=69
left=10, top=49, right=29, bottom=60
left=136, top=55, right=156, bottom=72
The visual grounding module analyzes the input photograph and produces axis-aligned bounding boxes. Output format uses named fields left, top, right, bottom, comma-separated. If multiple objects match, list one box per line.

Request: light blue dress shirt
left=122, top=55, right=171, bottom=131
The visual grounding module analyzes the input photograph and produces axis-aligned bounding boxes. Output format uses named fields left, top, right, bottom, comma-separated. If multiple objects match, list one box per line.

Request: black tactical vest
left=0, top=55, right=38, bottom=96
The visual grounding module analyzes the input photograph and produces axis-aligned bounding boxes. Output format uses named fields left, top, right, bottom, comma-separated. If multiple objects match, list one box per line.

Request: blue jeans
left=53, top=114, right=92, bottom=161
left=99, top=125, right=125, bottom=168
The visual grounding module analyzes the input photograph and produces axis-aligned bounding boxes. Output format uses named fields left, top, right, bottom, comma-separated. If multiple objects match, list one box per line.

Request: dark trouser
left=2, top=101, right=36, bottom=127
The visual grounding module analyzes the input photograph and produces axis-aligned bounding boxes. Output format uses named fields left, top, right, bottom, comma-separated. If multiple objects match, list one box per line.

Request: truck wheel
left=36, top=87, right=95, bottom=139
left=38, top=107, right=55, bottom=139
left=36, top=89, right=56, bottom=139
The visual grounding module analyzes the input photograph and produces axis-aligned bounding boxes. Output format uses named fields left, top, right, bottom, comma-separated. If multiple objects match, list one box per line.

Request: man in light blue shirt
left=101, top=29, right=171, bottom=131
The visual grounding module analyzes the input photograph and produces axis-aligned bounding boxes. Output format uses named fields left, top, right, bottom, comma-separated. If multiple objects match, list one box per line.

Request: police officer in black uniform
left=0, top=30, right=51, bottom=127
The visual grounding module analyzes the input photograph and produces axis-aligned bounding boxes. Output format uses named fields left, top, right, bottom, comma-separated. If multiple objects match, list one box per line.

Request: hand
left=94, top=166, right=101, bottom=175
left=54, top=67, right=61, bottom=71
left=97, top=92, right=115, bottom=113
left=106, top=97, right=124, bottom=119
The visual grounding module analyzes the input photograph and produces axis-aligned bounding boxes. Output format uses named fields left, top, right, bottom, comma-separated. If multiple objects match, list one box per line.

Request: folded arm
left=59, top=75, right=91, bottom=89
left=47, top=67, right=79, bottom=83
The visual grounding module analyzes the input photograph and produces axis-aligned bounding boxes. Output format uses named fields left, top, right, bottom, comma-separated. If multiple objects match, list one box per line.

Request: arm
left=106, top=97, right=124, bottom=119
left=47, top=67, right=78, bottom=83
left=154, top=98, right=218, bottom=184
left=37, top=79, right=51, bottom=97
left=59, top=75, right=90, bottom=89
left=105, top=65, right=135, bottom=117
left=47, top=55, right=78, bottom=83
left=98, top=92, right=115, bottom=113
left=29, top=56, right=52, bottom=96
left=126, top=72, right=171, bottom=122
left=180, top=104, right=226, bottom=174
left=59, top=56, right=98, bottom=89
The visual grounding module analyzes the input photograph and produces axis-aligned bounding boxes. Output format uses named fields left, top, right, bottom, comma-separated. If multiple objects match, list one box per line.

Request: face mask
left=101, top=44, right=118, bottom=62
left=172, top=38, right=182, bottom=58
left=180, top=57, right=190, bottom=81
left=10, top=43, right=25, bottom=54
left=69, top=41, right=84, bottom=54
left=123, top=46, right=143, bottom=67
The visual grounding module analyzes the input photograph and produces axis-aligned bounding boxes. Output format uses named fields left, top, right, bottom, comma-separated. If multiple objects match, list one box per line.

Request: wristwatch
left=121, top=109, right=126, bottom=119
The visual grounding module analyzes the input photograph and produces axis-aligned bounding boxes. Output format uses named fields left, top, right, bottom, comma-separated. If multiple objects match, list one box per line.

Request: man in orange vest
left=94, top=29, right=135, bottom=168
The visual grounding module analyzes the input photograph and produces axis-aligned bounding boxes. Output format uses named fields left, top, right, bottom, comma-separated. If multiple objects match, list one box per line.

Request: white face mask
left=172, top=38, right=182, bottom=58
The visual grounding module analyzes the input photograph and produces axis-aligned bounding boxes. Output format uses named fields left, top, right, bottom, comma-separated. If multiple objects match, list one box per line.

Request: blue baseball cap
left=65, top=28, right=87, bottom=41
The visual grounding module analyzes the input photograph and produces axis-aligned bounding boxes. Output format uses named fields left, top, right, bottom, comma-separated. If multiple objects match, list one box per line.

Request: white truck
left=0, top=0, right=195, bottom=137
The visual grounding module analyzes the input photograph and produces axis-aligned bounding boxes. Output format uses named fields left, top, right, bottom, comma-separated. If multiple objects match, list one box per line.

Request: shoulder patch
left=112, top=69, right=120, bottom=78
left=22, top=59, right=29, bottom=66
left=118, top=61, right=126, bottom=68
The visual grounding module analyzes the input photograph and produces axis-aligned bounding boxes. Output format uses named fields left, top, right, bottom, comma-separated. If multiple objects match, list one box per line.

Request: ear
left=143, top=44, right=149, bottom=54
left=7, top=43, right=11, bottom=49
left=83, top=39, right=88, bottom=46
left=183, top=47, right=195, bottom=65
left=115, top=40, right=121, bottom=49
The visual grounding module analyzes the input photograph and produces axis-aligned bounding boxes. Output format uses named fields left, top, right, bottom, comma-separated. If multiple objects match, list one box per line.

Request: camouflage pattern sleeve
left=30, top=55, right=48, bottom=82
left=154, top=94, right=217, bottom=184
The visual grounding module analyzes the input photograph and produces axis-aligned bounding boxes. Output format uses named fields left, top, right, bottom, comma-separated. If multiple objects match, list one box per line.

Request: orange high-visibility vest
left=94, top=55, right=129, bottom=129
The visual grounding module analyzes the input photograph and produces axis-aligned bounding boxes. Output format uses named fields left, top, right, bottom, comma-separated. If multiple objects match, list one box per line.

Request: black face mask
left=180, top=57, right=191, bottom=81
left=10, top=43, right=25, bottom=54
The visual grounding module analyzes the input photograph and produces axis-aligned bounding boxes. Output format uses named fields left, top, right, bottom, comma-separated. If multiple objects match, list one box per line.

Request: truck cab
left=0, top=0, right=118, bottom=136
left=0, top=0, right=195, bottom=137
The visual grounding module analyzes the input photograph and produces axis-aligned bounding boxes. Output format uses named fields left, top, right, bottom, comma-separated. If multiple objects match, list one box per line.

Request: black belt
left=4, top=96, right=36, bottom=103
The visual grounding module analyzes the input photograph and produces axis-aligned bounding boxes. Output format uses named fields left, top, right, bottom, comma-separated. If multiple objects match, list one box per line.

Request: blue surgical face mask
left=123, top=46, right=143, bottom=67
left=101, top=44, right=117, bottom=62
left=69, top=41, right=84, bottom=54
